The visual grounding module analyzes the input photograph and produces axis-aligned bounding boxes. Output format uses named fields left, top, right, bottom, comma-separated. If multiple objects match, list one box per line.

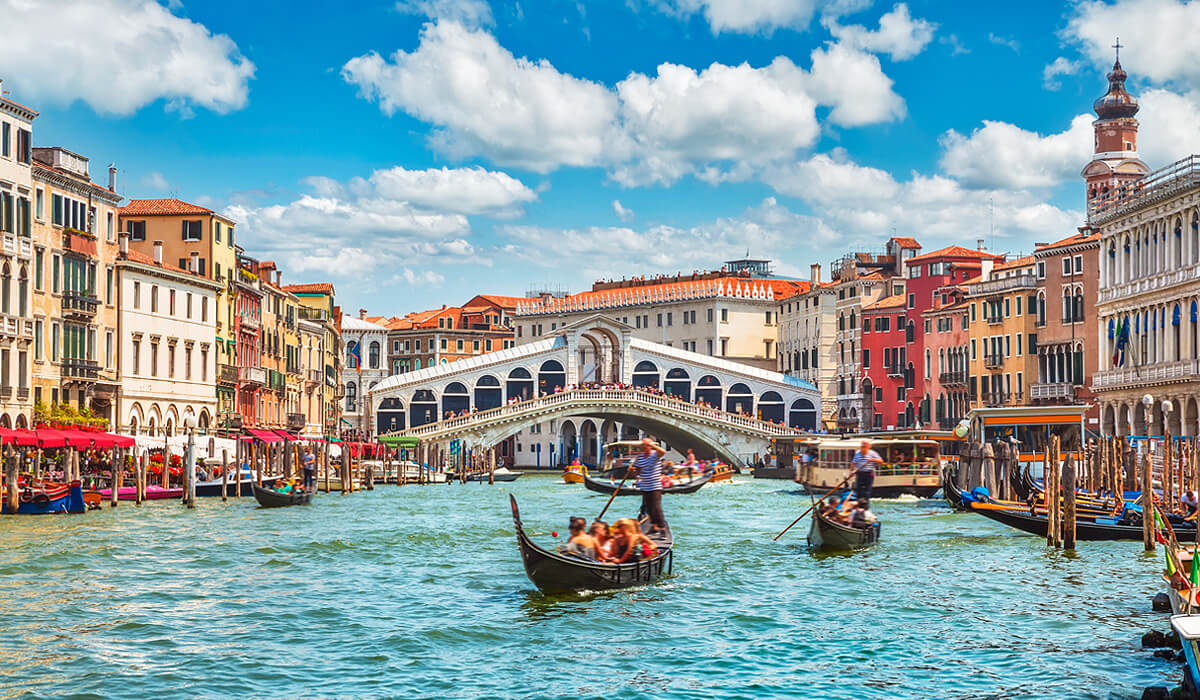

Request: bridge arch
left=537, top=360, right=566, bottom=395
left=726, top=382, right=753, bottom=415
left=474, top=375, right=502, bottom=410
left=576, top=322, right=623, bottom=383
left=663, top=368, right=691, bottom=400
left=632, top=360, right=660, bottom=389
left=696, top=375, right=722, bottom=407
left=506, top=367, right=533, bottom=402
left=442, top=382, right=469, bottom=417
left=559, top=420, right=578, bottom=467
left=758, top=391, right=784, bottom=423
left=378, top=397, right=406, bottom=433
left=579, top=419, right=599, bottom=465
left=790, top=398, right=816, bottom=430
left=411, top=390, right=438, bottom=427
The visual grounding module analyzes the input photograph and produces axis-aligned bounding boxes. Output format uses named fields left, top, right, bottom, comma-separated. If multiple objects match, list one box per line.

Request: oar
left=772, top=475, right=852, bottom=541
left=597, top=468, right=635, bottom=521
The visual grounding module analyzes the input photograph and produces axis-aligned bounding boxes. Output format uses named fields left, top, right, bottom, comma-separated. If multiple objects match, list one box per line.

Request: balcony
left=0, top=315, right=33, bottom=340
left=239, top=366, right=266, bottom=387
left=0, top=387, right=10, bottom=399
left=985, top=314, right=1004, bottom=325
left=62, top=291, right=99, bottom=318
left=982, top=391, right=1012, bottom=407
left=939, top=371, right=967, bottom=387
left=239, top=314, right=260, bottom=332
left=983, top=353, right=1004, bottom=368
left=972, top=273, right=1037, bottom=296
left=1030, top=382, right=1075, bottom=400
left=17, top=387, right=29, bottom=401
left=306, top=369, right=321, bottom=387
left=218, top=363, right=239, bottom=386
left=61, top=229, right=98, bottom=257
left=1099, top=264, right=1200, bottom=304
left=2, top=231, right=32, bottom=260
left=1092, top=359, right=1200, bottom=391
left=299, top=307, right=331, bottom=322
left=61, top=357, right=101, bottom=380
left=886, top=363, right=904, bottom=377
left=287, top=413, right=306, bottom=431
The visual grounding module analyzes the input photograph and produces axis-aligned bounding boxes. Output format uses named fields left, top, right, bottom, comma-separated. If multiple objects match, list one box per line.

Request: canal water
left=0, top=475, right=1174, bottom=699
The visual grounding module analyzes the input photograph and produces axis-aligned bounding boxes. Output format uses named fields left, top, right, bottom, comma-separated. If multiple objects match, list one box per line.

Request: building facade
left=0, top=82, right=36, bottom=427
left=778, top=263, right=836, bottom=422
left=860, top=294, right=908, bottom=430
left=284, top=283, right=342, bottom=438
left=920, top=287, right=970, bottom=430
left=342, top=313, right=389, bottom=440
left=965, top=257, right=1038, bottom=409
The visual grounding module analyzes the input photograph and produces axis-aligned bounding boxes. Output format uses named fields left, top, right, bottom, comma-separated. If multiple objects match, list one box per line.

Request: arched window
left=345, top=381, right=357, bottom=411
left=368, top=341, right=380, bottom=369
left=346, top=340, right=359, bottom=369
left=631, top=360, right=659, bottom=389
left=788, top=398, right=816, bottom=430
left=1, top=263, right=10, bottom=315
left=17, top=266, right=27, bottom=318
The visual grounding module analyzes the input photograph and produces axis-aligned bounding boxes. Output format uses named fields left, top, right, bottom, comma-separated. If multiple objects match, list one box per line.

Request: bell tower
left=1082, top=40, right=1149, bottom=212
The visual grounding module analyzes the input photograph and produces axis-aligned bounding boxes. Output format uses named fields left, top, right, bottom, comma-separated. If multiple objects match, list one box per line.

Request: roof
left=370, top=337, right=567, bottom=394
left=906, top=245, right=1005, bottom=264
left=119, top=198, right=214, bottom=217
left=474, top=294, right=536, bottom=309
left=889, top=236, right=922, bottom=249
left=341, top=316, right=388, bottom=332
left=516, top=276, right=808, bottom=315
left=1036, top=231, right=1101, bottom=253
left=863, top=295, right=906, bottom=311
left=992, top=255, right=1036, bottom=271
left=281, top=282, right=334, bottom=295
left=628, top=337, right=817, bottom=391
left=32, top=161, right=119, bottom=198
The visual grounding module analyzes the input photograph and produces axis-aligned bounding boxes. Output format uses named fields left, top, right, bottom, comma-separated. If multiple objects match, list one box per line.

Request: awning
left=272, top=430, right=298, bottom=442
left=379, top=435, right=420, bottom=448
left=246, top=428, right=283, bottom=443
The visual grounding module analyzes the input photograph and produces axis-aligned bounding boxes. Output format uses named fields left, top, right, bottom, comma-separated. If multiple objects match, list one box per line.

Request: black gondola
left=964, top=501, right=1196, bottom=541
left=807, top=508, right=880, bottom=550
left=942, top=464, right=966, bottom=510
left=251, top=482, right=314, bottom=507
left=582, top=471, right=712, bottom=496
left=510, top=495, right=673, bottom=592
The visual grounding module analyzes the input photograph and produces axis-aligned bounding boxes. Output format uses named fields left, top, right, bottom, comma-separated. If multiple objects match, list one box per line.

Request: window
left=201, top=297, right=208, bottom=322
left=106, top=212, right=114, bottom=241
left=909, top=265, right=922, bottom=278
left=105, top=331, right=113, bottom=369
left=720, top=338, right=728, bottom=355
left=150, top=342, right=159, bottom=377
left=151, top=286, right=159, bottom=312
left=34, top=320, right=42, bottom=361
left=34, top=189, right=43, bottom=220
left=907, top=293, right=915, bottom=309
left=201, top=348, right=208, bottom=381
left=214, top=221, right=222, bottom=243
left=1061, top=258, right=1071, bottom=276
left=706, top=339, right=713, bottom=355
left=0, top=122, right=7, bottom=157
left=1036, top=261, right=1046, bottom=279
left=657, top=313, right=663, bottom=327
left=185, top=347, right=192, bottom=380
left=51, top=322, right=60, bottom=362
left=132, top=339, right=140, bottom=374
left=1074, top=255, right=1083, bottom=274
left=51, top=254, right=60, bottom=293
left=440, top=338, right=447, bottom=350
left=970, top=338, right=977, bottom=361
left=456, top=339, right=463, bottom=352
left=707, top=309, right=714, bottom=322
left=1016, top=333, right=1022, bottom=356
left=182, top=220, right=202, bottom=241
left=126, top=220, right=146, bottom=241
left=168, top=345, right=175, bottom=378
left=169, top=289, right=176, bottom=315
left=667, top=312, right=672, bottom=326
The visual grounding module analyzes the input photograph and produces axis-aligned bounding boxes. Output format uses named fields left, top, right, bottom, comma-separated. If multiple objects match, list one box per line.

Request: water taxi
left=796, top=438, right=942, bottom=498
left=562, top=460, right=588, bottom=484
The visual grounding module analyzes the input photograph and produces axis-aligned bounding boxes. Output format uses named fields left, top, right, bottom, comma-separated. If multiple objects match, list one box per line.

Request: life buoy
left=32, top=492, right=50, bottom=507
left=19, top=488, right=32, bottom=503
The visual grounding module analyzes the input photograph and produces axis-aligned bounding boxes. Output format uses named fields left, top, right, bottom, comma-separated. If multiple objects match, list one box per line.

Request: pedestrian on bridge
left=629, top=437, right=668, bottom=532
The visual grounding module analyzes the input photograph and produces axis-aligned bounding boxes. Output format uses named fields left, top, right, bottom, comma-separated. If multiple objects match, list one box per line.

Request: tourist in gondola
left=628, top=437, right=668, bottom=532
left=559, top=516, right=599, bottom=560
left=610, top=518, right=659, bottom=563
left=850, top=439, right=882, bottom=506
left=589, top=520, right=615, bottom=561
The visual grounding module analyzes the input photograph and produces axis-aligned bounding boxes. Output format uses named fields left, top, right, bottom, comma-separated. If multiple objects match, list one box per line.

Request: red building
left=901, top=245, right=1003, bottom=425
left=861, top=295, right=908, bottom=430
left=921, top=286, right=971, bottom=430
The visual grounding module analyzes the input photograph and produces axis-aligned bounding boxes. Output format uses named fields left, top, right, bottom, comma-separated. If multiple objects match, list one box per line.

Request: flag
left=349, top=341, right=362, bottom=369
left=1168, top=546, right=1178, bottom=576
left=1112, top=318, right=1129, bottom=367
left=1192, top=547, right=1199, bottom=587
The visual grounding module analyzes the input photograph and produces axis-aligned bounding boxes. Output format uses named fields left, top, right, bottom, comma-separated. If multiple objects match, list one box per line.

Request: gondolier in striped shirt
left=629, top=437, right=668, bottom=532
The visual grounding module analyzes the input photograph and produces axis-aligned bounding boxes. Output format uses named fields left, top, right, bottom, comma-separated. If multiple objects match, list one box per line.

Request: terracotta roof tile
left=32, top=161, right=118, bottom=196
left=992, top=255, right=1035, bottom=271
left=863, top=295, right=906, bottom=311
left=282, top=282, right=334, bottom=294
left=1037, top=231, right=1101, bottom=252
left=889, top=236, right=922, bottom=249
left=906, top=245, right=1005, bottom=264
left=119, top=198, right=214, bottom=216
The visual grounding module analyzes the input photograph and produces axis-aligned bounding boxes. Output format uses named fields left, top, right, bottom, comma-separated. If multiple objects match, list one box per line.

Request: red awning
left=27, top=429, right=67, bottom=448
left=272, top=430, right=298, bottom=442
left=246, top=428, right=283, bottom=443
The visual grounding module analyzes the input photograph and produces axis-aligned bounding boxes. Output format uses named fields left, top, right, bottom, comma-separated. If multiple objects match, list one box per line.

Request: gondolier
left=849, top=439, right=882, bottom=506
left=302, top=447, right=316, bottom=490
left=629, top=437, right=668, bottom=532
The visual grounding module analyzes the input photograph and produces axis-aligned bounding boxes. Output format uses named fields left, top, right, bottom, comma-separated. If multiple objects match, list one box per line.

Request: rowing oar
left=597, top=468, right=635, bottom=521
left=772, top=475, right=852, bottom=541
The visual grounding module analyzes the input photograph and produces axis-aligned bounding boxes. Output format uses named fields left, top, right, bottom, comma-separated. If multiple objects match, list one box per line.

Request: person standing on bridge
left=629, top=437, right=668, bottom=532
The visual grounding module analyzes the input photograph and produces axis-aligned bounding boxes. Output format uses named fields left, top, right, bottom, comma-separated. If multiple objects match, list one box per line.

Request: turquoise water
left=0, top=475, right=1175, bottom=699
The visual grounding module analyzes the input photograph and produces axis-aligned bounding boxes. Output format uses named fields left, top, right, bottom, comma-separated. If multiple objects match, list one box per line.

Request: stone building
left=778, top=263, right=836, bottom=422
left=0, top=80, right=36, bottom=427
left=341, top=313, right=389, bottom=439
left=965, top=257, right=1038, bottom=409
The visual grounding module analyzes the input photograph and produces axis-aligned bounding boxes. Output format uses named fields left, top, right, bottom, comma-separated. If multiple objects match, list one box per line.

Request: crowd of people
left=818, top=491, right=877, bottom=529
left=559, top=516, right=660, bottom=563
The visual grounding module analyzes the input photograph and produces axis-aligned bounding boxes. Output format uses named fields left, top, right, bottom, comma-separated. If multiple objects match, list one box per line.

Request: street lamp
left=1163, top=399, right=1175, bottom=441
left=1142, top=393, right=1154, bottom=437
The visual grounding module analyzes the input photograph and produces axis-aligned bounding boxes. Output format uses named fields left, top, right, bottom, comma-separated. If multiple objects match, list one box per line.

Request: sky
left=6, top=0, right=1200, bottom=315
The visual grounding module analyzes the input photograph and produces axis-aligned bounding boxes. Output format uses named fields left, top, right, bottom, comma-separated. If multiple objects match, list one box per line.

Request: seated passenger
left=589, top=520, right=615, bottom=562
left=559, top=516, right=598, bottom=560
left=610, top=518, right=659, bottom=563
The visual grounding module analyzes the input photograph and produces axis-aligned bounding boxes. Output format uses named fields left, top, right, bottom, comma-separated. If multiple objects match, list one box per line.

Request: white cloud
left=141, top=171, right=172, bottom=192
left=1067, top=0, right=1200, bottom=91
left=400, top=268, right=447, bottom=285
left=651, top=0, right=869, bottom=35
left=1043, top=57, right=1081, bottom=91
left=941, top=34, right=970, bottom=56
left=395, top=0, right=493, bottom=27
left=823, top=3, right=936, bottom=61
left=0, top=0, right=254, bottom=116
left=988, top=33, right=1020, bottom=53
left=359, top=165, right=537, bottom=218
left=1136, top=89, right=1200, bottom=167
left=342, top=21, right=623, bottom=173
left=344, top=21, right=904, bottom=184
left=764, top=153, right=1081, bottom=247
left=938, top=114, right=1093, bottom=190
left=612, top=199, right=635, bottom=222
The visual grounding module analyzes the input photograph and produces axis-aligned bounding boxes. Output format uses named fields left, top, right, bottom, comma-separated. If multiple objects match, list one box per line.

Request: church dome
left=1094, top=60, right=1139, bottom=119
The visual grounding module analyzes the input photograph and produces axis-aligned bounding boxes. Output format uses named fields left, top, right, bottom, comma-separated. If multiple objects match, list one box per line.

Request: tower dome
left=1093, top=59, right=1139, bottom=119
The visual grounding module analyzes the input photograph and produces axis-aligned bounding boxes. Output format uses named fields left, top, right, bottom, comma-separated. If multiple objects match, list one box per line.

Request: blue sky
left=7, top=0, right=1200, bottom=314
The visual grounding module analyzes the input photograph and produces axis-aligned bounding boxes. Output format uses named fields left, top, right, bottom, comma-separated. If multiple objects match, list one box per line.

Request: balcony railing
left=886, top=363, right=904, bottom=377
left=1098, top=264, right=1200, bottom=304
left=218, top=363, right=239, bottom=385
left=62, top=291, right=99, bottom=318
left=307, top=369, right=322, bottom=386
left=984, top=353, right=1004, bottom=368
left=985, top=314, right=1004, bottom=325
left=17, top=387, right=29, bottom=401
left=239, top=366, right=266, bottom=387
left=239, top=315, right=260, bottom=331
left=62, top=357, right=101, bottom=380
left=0, top=387, right=11, bottom=399
left=1089, top=154, right=1200, bottom=225
left=1092, top=359, right=1200, bottom=390
left=286, top=413, right=306, bottom=431
left=939, top=371, right=967, bottom=387
left=299, top=307, right=330, bottom=322
left=2, top=232, right=32, bottom=259
left=972, top=273, right=1037, bottom=296
left=61, top=229, right=98, bottom=257
left=1030, top=382, right=1075, bottom=400
left=982, top=391, right=1012, bottom=407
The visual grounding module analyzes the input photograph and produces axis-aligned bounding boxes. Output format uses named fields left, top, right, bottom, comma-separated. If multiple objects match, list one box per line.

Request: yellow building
left=30, top=147, right=122, bottom=423
left=118, top=198, right=237, bottom=413
left=284, top=282, right=341, bottom=437
left=966, top=257, right=1039, bottom=408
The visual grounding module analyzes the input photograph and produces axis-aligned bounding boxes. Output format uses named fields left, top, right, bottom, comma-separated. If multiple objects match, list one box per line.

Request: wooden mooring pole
left=1143, top=442, right=1155, bottom=552
left=1063, top=454, right=1077, bottom=550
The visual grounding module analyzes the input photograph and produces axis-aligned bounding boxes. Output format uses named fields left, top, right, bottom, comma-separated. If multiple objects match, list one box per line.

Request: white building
left=0, top=79, right=36, bottom=427
left=779, top=263, right=837, bottom=422
left=114, top=238, right=221, bottom=435
left=341, top=313, right=388, bottom=439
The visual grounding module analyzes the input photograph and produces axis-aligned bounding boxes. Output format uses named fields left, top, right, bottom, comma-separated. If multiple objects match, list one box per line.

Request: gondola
left=582, top=471, right=712, bottom=496
left=251, top=482, right=314, bottom=508
left=510, top=495, right=673, bottom=593
left=963, top=500, right=1197, bottom=541
left=942, top=464, right=965, bottom=510
left=465, top=467, right=522, bottom=482
left=807, top=507, right=880, bottom=551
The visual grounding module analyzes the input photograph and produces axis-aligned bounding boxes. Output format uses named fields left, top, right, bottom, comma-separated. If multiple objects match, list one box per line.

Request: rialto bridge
left=368, top=315, right=819, bottom=465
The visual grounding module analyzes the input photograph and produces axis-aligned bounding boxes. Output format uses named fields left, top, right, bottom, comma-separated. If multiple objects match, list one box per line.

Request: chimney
left=359, top=308, right=367, bottom=319
left=275, top=270, right=282, bottom=286
left=977, top=239, right=985, bottom=251
left=108, top=164, right=117, bottom=192
left=189, top=251, right=199, bottom=273
left=153, top=240, right=163, bottom=265
left=981, top=259, right=995, bottom=279
left=810, top=263, right=821, bottom=285
left=119, top=232, right=129, bottom=257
